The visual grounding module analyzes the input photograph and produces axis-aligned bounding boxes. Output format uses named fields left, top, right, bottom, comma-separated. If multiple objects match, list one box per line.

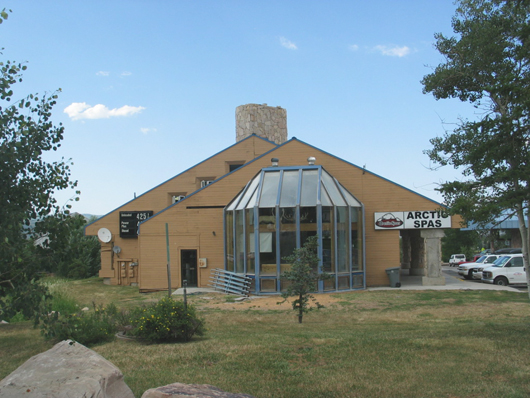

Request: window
left=172, top=195, right=186, bottom=203
left=169, top=193, right=187, bottom=205
left=197, top=177, right=216, bottom=189
left=227, top=161, right=245, bottom=173
left=229, top=163, right=244, bottom=172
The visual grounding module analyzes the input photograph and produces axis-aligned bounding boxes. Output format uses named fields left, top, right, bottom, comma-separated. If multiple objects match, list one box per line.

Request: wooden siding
left=89, top=137, right=464, bottom=290
left=85, top=136, right=276, bottom=286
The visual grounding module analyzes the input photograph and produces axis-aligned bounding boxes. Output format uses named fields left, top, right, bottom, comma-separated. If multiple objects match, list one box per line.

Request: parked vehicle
left=481, top=254, right=526, bottom=286
left=458, top=255, right=499, bottom=280
left=449, top=254, right=466, bottom=267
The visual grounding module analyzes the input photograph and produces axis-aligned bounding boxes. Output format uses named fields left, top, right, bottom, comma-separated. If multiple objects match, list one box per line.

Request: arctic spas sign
left=374, top=211, right=451, bottom=230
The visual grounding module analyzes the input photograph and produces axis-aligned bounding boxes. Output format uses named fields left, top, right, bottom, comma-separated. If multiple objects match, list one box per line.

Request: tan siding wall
left=89, top=137, right=463, bottom=290
left=85, top=136, right=276, bottom=286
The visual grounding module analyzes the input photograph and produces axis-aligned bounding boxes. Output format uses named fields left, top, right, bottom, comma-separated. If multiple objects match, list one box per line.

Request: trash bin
left=385, top=267, right=401, bottom=288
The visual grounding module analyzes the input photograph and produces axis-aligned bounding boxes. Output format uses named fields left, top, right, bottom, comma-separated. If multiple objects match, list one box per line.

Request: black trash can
left=385, top=267, right=401, bottom=288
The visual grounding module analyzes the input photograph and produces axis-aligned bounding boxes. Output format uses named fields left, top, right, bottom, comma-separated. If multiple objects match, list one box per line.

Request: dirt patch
left=191, top=292, right=343, bottom=310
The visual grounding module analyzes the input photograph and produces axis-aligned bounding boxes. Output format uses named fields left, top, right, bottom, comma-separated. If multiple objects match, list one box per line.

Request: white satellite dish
left=97, top=228, right=112, bottom=243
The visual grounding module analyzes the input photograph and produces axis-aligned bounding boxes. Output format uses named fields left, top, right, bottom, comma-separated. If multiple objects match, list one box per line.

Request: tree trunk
left=298, top=293, right=303, bottom=323
left=515, top=202, right=530, bottom=300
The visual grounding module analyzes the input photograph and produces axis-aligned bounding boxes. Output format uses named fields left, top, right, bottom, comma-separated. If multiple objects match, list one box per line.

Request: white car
left=458, top=255, right=499, bottom=280
left=481, top=254, right=526, bottom=286
left=449, top=254, right=466, bottom=267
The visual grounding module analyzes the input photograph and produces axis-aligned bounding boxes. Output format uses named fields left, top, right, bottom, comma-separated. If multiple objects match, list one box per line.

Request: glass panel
left=300, top=231, right=317, bottom=253
left=280, top=206, right=297, bottom=271
left=352, top=274, right=364, bottom=288
left=235, top=210, right=244, bottom=273
left=321, top=171, right=346, bottom=206
left=259, top=220, right=277, bottom=277
left=225, top=211, right=234, bottom=272
left=259, top=207, right=276, bottom=228
left=280, top=232, right=297, bottom=264
left=280, top=207, right=296, bottom=225
left=227, top=190, right=243, bottom=211
left=337, top=207, right=349, bottom=273
left=322, top=206, right=334, bottom=273
left=352, top=208, right=363, bottom=271
left=320, top=184, right=332, bottom=206
left=339, top=184, right=361, bottom=207
left=245, top=209, right=255, bottom=273
left=246, top=186, right=259, bottom=209
left=338, top=275, right=350, bottom=290
left=280, top=278, right=292, bottom=292
left=301, top=170, right=318, bottom=206
left=323, top=277, right=335, bottom=291
left=300, top=207, right=317, bottom=224
left=280, top=171, right=299, bottom=207
left=259, top=171, right=281, bottom=207
left=237, top=176, right=260, bottom=210
left=260, top=278, right=277, bottom=292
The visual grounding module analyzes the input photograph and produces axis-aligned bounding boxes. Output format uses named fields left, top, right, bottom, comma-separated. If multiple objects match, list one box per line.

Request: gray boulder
left=141, top=383, right=256, bottom=398
left=0, top=340, right=134, bottom=398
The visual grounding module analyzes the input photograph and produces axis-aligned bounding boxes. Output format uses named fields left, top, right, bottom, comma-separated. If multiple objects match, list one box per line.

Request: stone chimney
left=236, top=103, right=287, bottom=145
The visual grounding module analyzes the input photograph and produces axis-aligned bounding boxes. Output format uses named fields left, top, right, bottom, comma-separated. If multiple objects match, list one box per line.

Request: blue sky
left=2, top=1, right=476, bottom=215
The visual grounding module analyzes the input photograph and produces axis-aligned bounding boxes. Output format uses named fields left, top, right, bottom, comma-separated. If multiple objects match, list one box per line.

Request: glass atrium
left=224, top=158, right=365, bottom=294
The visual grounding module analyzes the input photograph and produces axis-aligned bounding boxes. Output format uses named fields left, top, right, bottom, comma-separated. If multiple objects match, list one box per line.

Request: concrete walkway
left=369, top=266, right=525, bottom=292
left=172, top=266, right=526, bottom=295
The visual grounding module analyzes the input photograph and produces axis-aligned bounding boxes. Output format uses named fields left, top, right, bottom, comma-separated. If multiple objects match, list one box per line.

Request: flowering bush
left=131, top=297, right=205, bottom=343
left=40, top=302, right=117, bottom=346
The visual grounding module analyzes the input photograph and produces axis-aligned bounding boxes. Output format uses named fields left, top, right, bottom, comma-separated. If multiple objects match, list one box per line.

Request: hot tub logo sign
left=374, top=211, right=451, bottom=230
left=375, top=213, right=403, bottom=228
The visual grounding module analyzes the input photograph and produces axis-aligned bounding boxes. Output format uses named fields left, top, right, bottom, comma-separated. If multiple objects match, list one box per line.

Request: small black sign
left=119, top=211, right=153, bottom=238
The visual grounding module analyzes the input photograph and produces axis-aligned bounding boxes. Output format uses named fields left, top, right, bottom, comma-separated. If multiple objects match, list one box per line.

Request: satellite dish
left=113, top=246, right=122, bottom=254
left=97, top=228, right=112, bottom=243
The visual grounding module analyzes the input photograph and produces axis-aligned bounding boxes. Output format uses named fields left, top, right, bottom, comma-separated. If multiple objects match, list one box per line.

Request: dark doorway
left=181, top=250, right=198, bottom=287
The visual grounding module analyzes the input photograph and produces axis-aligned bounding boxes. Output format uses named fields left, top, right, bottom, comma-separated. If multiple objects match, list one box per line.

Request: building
left=85, top=104, right=462, bottom=293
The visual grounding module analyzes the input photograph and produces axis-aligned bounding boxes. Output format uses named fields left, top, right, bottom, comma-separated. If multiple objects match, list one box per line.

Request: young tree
left=34, top=214, right=101, bottom=279
left=0, top=10, right=78, bottom=317
left=421, top=0, right=530, bottom=295
left=279, top=235, right=327, bottom=324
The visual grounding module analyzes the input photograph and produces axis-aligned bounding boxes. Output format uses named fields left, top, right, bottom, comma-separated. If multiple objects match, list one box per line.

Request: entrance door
left=181, top=250, right=198, bottom=287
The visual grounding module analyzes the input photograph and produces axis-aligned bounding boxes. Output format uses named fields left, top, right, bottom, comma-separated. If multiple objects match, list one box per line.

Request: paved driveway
left=370, top=266, right=526, bottom=292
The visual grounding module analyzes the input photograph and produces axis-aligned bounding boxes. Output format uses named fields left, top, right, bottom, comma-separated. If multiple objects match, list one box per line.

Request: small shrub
left=50, top=291, right=79, bottom=315
left=40, top=302, right=117, bottom=346
left=8, top=312, right=26, bottom=323
left=131, top=297, right=205, bottom=343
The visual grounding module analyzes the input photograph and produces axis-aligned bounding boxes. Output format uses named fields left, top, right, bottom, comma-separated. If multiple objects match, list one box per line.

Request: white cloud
left=280, top=37, right=297, bottom=50
left=373, top=45, right=411, bottom=57
left=64, top=102, right=146, bottom=120
left=140, top=127, right=157, bottom=134
left=121, top=71, right=132, bottom=77
left=349, top=44, right=359, bottom=51
left=96, top=71, right=110, bottom=76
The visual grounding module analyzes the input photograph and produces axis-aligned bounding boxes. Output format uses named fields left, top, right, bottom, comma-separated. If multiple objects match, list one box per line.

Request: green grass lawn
left=2, top=278, right=530, bottom=398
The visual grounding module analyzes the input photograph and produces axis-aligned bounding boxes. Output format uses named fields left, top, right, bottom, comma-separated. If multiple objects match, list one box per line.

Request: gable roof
left=85, top=134, right=278, bottom=231
left=138, top=137, right=445, bottom=228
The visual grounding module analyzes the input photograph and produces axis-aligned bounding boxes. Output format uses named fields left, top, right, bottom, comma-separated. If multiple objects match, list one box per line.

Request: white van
left=481, top=254, right=526, bottom=286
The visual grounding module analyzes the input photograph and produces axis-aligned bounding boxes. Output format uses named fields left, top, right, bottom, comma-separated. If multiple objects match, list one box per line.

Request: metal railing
left=209, top=268, right=252, bottom=296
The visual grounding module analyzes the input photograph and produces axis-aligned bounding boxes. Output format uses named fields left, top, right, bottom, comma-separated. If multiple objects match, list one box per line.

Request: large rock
left=141, top=383, right=256, bottom=398
left=0, top=340, right=134, bottom=398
